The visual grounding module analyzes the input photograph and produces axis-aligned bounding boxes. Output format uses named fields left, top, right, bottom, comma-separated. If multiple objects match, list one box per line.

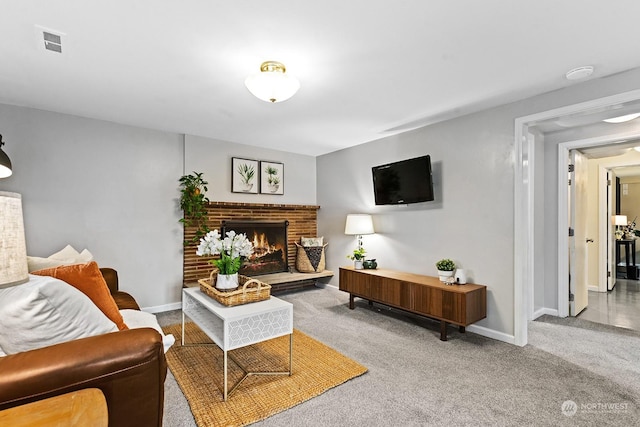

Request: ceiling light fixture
left=603, top=113, right=640, bottom=124
left=565, top=66, right=594, bottom=81
left=244, top=61, right=300, bottom=103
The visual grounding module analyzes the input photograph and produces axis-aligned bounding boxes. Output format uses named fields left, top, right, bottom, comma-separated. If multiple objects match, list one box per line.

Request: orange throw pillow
left=32, top=261, right=128, bottom=331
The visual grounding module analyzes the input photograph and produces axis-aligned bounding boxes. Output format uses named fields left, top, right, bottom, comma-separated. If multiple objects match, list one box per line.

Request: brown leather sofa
left=0, top=268, right=167, bottom=427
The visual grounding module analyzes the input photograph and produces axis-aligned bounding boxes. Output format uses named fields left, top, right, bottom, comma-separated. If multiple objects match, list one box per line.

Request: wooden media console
left=339, top=267, right=487, bottom=341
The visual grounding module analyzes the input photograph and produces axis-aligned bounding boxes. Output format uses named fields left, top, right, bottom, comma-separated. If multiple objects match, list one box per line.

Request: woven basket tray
left=198, top=271, right=271, bottom=307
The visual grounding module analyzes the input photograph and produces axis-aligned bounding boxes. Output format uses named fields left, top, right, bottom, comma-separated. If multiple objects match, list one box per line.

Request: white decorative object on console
left=454, top=269, right=467, bottom=284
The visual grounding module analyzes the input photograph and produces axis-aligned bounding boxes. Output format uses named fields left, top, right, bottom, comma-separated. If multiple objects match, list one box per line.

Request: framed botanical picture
left=232, top=157, right=259, bottom=194
left=260, top=161, right=284, bottom=194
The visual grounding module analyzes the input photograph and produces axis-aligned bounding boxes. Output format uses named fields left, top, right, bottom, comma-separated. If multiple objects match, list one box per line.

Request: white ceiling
left=2, top=1, right=640, bottom=156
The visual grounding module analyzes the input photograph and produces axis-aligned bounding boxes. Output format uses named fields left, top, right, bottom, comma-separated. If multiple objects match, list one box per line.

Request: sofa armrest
left=0, top=328, right=167, bottom=427
left=99, top=267, right=140, bottom=310
left=100, top=267, right=119, bottom=293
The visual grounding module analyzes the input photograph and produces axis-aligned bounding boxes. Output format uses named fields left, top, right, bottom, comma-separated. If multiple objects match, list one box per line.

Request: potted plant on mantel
left=179, top=171, right=210, bottom=245
left=348, top=247, right=367, bottom=270
left=435, top=258, right=456, bottom=282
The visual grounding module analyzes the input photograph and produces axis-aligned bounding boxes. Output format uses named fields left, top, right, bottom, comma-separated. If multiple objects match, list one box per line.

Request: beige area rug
left=162, top=322, right=368, bottom=427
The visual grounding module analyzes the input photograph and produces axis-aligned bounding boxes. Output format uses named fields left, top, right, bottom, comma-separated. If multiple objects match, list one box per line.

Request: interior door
left=569, top=149, right=589, bottom=315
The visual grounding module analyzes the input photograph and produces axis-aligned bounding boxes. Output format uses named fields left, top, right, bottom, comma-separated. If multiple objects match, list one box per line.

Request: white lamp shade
left=345, top=214, right=375, bottom=235
left=0, top=192, right=28, bottom=288
left=245, top=62, right=300, bottom=103
left=613, top=215, right=628, bottom=226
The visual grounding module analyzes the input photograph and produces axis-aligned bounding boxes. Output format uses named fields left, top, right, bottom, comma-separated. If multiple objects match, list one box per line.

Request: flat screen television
left=372, top=155, right=434, bottom=205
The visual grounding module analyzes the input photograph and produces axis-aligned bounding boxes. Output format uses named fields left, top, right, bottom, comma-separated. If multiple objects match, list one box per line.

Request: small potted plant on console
left=348, top=247, right=367, bottom=270
left=436, top=258, right=456, bottom=282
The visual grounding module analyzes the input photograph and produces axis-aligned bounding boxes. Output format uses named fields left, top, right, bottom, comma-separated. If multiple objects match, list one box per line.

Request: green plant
left=436, top=258, right=455, bottom=271
left=179, top=172, right=210, bottom=245
left=237, top=163, right=255, bottom=185
left=347, top=247, right=367, bottom=261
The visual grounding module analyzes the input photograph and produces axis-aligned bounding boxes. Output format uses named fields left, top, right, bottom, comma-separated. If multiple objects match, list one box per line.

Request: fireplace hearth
left=222, top=220, right=289, bottom=276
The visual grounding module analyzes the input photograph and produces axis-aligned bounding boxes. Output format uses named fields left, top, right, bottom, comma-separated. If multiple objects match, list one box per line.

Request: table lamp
left=613, top=215, right=627, bottom=240
left=344, top=214, right=375, bottom=250
left=0, top=192, right=29, bottom=288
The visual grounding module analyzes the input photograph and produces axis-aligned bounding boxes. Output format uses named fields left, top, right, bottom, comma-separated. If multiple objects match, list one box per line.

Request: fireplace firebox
left=222, top=220, right=289, bottom=276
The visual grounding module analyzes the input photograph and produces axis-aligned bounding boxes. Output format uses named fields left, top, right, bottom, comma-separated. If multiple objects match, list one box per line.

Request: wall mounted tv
left=372, top=155, right=434, bottom=205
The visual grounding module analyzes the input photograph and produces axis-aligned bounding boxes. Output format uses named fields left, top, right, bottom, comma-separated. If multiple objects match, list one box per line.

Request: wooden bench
left=253, top=269, right=334, bottom=292
left=186, top=269, right=334, bottom=292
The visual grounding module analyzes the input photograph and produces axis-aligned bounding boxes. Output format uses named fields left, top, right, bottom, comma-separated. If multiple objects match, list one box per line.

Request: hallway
left=578, top=278, right=640, bottom=330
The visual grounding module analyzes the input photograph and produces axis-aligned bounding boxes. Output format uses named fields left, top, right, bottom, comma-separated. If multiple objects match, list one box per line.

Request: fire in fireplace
left=222, top=220, right=288, bottom=276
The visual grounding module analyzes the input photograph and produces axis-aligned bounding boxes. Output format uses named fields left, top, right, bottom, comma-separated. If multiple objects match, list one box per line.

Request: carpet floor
left=162, top=322, right=367, bottom=427
left=158, top=286, right=640, bottom=426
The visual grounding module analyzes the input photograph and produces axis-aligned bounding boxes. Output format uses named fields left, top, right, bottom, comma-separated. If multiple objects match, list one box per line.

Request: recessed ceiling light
left=565, top=66, right=594, bottom=81
left=603, top=113, right=640, bottom=124
left=633, top=146, right=640, bottom=152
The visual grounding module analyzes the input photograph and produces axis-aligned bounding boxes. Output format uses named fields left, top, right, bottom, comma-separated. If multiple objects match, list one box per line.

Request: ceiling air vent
left=43, top=31, right=62, bottom=53
left=34, top=25, right=64, bottom=54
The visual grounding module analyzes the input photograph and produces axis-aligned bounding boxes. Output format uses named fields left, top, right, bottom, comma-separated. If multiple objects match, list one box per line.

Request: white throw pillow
left=0, top=275, right=118, bottom=355
left=77, top=248, right=94, bottom=263
left=301, top=236, right=324, bottom=247
left=49, top=244, right=82, bottom=261
left=120, top=309, right=175, bottom=353
left=27, top=245, right=95, bottom=272
left=27, top=256, right=77, bottom=272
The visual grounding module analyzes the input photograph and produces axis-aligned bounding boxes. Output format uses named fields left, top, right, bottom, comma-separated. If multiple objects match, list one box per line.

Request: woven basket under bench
left=198, top=271, right=271, bottom=307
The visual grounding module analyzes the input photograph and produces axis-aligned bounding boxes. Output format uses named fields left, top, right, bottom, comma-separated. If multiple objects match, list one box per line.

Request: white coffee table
left=181, top=287, right=293, bottom=400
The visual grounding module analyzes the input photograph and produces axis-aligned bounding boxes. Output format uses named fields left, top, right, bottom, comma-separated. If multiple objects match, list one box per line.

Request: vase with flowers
left=196, top=229, right=254, bottom=290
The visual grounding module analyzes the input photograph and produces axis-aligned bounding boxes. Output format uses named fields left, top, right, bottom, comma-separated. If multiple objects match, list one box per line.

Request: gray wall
left=318, top=67, right=640, bottom=338
left=185, top=135, right=316, bottom=205
left=0, top=105, right=184, bottom=309
left=0, top=105, right=316, bottom=310
left=318, top=108, right=515, bottom=335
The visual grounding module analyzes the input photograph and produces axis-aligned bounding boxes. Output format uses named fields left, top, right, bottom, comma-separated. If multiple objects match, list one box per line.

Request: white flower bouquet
left=196, top=229, right=254, bottom=275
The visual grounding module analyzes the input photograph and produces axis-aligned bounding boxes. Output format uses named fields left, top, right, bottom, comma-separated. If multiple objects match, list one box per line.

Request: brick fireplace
left=183, top=201, right=320, bottom=286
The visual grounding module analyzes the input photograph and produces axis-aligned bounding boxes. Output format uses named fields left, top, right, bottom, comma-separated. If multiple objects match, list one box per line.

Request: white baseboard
left=532, top=307, right=559, bottom=319
left=142, top=301, right=181, bottom=314
left=466, top=324, right=515, bottom=344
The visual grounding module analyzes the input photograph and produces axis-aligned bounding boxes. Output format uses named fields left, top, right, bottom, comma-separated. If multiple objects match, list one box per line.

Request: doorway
left=514, top=88, right=640, bottom=346
left=567, top=149, right=640, bottom=330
